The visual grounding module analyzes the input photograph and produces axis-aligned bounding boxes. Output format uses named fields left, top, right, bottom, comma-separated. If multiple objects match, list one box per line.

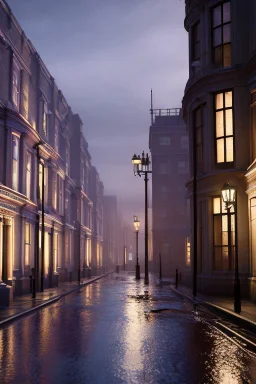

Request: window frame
left=192, top=21, right=201, bottom=62
left=212, top=196, right=235, bottom=271
left=178, top=160, right=189, bottom=174
left=42, top=102, right=48, bottom=137
left=12, top=133, right=20, bottom=191
left=24, top=222, right=31, bottom=266
left=214, top=89, right=234, bottom=167
left=211, top=1, right=231, bottom=68
left=159, top=136, right=171, bottom=146
left=12, top=57, right=21, bottom=110
left=193, top=106, right=204, bottom=174
left=25, top=150, right=32, bottom=199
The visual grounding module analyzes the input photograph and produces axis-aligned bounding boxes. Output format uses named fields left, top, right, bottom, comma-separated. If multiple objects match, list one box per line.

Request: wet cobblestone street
left=0, top=273, right=256, bottom=384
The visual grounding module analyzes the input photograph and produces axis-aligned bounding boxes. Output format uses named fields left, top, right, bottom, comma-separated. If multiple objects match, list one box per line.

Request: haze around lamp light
left=133, top=215, right=140, bottom=232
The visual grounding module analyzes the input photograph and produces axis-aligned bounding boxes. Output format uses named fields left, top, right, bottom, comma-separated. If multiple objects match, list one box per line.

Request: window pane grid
left=213, top=196, right=235, bottom=271
left=212, top=2, right=231, bottom=67
left=215, top=91, right=234, bottom=163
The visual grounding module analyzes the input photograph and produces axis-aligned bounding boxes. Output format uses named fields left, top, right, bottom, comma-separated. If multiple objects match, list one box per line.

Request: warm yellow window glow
left=24, top=222, right=31, bottom=265
left=215, top=91, right=233, bottom=164
left=26, top=151, right=32, bottom=199
left=217, top=139, right=225, bottom=163
left=225, top=91, right=232, bottom=107
left=213, top=197, right=221, bottom=214
left=12, top=135, right=20, bottom=191
left=186, top=238, right=191, bottom=266
left=216, top=111, right=224, bottom=137
left=226, top=137, right=234, bottom=161
left=213, top=195, right=235, bottom=271
left=54, top=233, right=58, bottom=272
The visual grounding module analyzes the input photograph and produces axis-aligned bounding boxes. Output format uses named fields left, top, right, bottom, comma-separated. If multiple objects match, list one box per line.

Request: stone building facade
left=149, top=108, right=190, bottom=279
left=0, top=0, right=104, bottom=304
left=183, top=0, right=256, bottom=298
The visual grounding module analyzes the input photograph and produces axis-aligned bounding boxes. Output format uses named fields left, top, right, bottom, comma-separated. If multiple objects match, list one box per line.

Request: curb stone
left=0, top=272, right=113, bottom=327
left=170, top=286, right=256, bottom=333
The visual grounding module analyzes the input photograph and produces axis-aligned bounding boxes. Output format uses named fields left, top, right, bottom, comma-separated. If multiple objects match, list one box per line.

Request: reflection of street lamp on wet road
left=133, top=215, right=140, bottom=280
left=221, top=183, right=241, bottom=314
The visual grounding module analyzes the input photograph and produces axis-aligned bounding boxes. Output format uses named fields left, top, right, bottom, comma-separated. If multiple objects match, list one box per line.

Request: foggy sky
left=6, top=0, right=188, bottom=225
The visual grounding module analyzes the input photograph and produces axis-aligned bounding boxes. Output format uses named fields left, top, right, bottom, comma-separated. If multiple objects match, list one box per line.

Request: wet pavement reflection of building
left=0, top=274, right=256, bottom=384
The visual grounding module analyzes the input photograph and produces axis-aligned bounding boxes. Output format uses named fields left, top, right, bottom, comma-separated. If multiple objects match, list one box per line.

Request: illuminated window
left=192, top=22, right=200, bottom=61
left=213, top=197, right=235, bottom=270
left=24, top=222, right=31, bottom=265
left=26, top=151, right=32, bottom=199
left=212, top=2, right=231, bottom=67
left=194, top=106, right=204, bottom=173
left=12, top=58, right=20, bottom=109
left=186, top=237, right=191, bottom=266
left=54, top=233, right=59, bottom=271
left=42, top=103, right=48, bottom=136
left=215, top=91, right=233, bottom=164
left=12, top=134, right=20, bottom=191
left=53, top=173, right=57, bottom=210
left=178, top=160, right=188, bottom=174
left=159, top=136, right=171, bottom=145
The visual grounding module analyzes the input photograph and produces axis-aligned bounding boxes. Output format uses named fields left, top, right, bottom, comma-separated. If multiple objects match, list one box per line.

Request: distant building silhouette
left=149, top=108, right=190, bottom=279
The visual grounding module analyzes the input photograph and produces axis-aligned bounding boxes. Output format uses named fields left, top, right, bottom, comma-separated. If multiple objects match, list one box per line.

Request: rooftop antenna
left=150, top=89, right=153, bottom=126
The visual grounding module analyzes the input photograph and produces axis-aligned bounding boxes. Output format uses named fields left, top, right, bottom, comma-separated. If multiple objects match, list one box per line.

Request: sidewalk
left=0, top=272, right=112, bottom=326
left=170, top=283, right=256, bottom=331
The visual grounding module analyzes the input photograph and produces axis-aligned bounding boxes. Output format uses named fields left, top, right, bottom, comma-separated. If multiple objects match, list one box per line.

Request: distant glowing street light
left=131, top=151, right=152, bottom=284
left=221, top=183, right=241, bottom=314
left=133, top=215, right=140, bottom=280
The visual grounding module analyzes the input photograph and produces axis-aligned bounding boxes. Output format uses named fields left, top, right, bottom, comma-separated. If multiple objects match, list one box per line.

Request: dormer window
left=192, top=22, right=200, bottom=61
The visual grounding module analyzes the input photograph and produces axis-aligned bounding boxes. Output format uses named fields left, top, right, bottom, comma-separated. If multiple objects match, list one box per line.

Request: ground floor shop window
left=213, top=196, right=235, bottom=270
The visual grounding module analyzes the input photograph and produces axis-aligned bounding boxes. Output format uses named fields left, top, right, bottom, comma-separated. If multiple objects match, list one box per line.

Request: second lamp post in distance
left=133, top=215, right=140, bottom=280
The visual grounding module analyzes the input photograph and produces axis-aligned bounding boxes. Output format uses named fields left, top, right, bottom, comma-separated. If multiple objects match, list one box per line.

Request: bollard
left=29, top=274, right=32, bottom=293
left=175, top=268, right=179, bottom=289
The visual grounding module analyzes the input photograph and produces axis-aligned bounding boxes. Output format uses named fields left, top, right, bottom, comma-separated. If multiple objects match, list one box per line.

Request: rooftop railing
left=151, top=108, right=181, bottom=117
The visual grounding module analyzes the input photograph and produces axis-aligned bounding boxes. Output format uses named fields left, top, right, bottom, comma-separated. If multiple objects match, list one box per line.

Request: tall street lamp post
left=222, top=183, right=241, bottom=314
left=133, top=215, right=140, bottom=280
left=132, top=151, right=152, bottom=285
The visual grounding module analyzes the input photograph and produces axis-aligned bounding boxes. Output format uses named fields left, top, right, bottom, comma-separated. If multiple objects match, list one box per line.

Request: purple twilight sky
left=6, top=0, right=188, bottom=225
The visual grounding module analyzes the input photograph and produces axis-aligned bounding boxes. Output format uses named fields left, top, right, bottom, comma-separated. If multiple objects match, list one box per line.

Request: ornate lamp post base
left=135, top=264, right=140, bottom=280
